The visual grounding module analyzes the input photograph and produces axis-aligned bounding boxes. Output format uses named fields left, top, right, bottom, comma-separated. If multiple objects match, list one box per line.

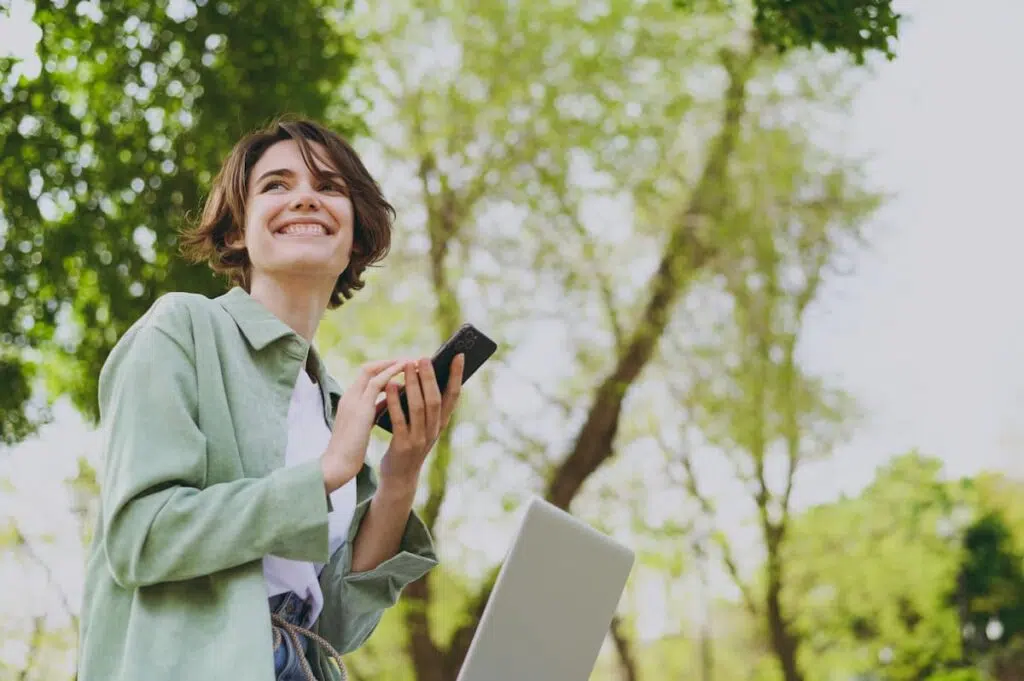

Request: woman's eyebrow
left=254, top=168, right=294, bottom=184
left=253, top=167, right=346, bottom=186
left=317, top=170, right=347, bottom=183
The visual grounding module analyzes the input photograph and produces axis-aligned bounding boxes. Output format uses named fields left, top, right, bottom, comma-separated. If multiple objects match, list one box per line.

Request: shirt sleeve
left=315, top=497, right=438, bottom=654
left=98, top=305, right=331, bottom=589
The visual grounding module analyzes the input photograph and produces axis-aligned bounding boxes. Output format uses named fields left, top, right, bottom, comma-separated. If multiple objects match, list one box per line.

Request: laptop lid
left=456, top=496, right=636, bottom=681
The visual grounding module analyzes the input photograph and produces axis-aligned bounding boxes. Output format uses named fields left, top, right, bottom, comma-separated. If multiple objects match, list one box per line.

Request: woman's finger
left=404, top=360, right=426, bottom=440
left=440, top=353, right=465, bottom=425
left=419, top=358, right=442, bottom=439
left=385, top=380, right=408, bottom=439
left=355, top=358, right=401, bottom=389
left=365, top=360, right=406, bottom=396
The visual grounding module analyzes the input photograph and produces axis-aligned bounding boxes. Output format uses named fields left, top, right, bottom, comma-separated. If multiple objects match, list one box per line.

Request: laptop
left=456, top=496, right=636, bottom=681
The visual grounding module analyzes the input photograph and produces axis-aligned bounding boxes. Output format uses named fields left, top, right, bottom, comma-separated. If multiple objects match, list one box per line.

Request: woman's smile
left=276, top=222, right=330, bottom=237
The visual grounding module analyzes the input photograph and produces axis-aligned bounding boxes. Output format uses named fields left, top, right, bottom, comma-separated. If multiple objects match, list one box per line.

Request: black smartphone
left=374, top=323, right=498, bottom=433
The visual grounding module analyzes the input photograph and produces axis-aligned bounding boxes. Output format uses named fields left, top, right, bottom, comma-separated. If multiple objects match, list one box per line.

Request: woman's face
left=242, top=139, right=355, bottom=290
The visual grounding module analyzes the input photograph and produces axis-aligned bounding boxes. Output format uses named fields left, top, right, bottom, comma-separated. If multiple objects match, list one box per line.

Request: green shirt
left=78, top=287, right=438, bottom=681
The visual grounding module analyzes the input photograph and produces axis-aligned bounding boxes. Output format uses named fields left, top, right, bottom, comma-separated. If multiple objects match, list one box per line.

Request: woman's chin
left=261, top=256, right=348, bottom=282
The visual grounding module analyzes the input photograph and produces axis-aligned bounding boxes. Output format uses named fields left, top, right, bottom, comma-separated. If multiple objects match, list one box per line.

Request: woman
left=76, top=117, right=463, bottom=681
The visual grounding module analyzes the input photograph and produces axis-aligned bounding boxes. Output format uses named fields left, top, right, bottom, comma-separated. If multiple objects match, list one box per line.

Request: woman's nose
left=291, top=190, right=320, bottom=211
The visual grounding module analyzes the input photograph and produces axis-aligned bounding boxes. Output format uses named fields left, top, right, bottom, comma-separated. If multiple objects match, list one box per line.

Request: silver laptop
left=456, top=497, right=636, bottom=681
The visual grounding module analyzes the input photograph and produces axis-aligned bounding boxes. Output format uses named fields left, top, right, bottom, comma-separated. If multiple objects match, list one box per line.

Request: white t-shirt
left=262, top=369, right=357, bottom=627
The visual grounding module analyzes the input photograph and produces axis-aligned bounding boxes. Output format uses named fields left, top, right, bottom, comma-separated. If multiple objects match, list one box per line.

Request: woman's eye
left=263, top=181, right=285, bottom=192
left=319, top=183, right=345, bottom=193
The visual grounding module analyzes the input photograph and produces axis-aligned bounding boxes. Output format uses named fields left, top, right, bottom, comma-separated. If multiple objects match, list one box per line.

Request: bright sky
left=798, top=0, right=1024, bottom=502
left=1, top=0, right=1023, bottom=663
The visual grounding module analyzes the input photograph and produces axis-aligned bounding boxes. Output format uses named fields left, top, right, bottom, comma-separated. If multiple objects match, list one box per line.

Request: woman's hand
left=320, top=358, right=406, bottom=493
left=379, top=354, right=465, bottom=493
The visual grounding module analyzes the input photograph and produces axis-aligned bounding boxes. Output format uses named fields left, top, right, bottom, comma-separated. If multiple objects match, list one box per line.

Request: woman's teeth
left=278, top=223, right=327, bottom=236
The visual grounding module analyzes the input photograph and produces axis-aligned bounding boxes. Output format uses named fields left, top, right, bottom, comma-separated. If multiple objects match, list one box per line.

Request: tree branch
left=545, top=172, right=625, bottom=353
left=657, top=430, right=760, bottom=617
left=17, top=617, right=45, bottom=681
left=445, top=566, right=502, bottom=673
left=16, top=527, right=74, bottom=621
left=486, top=410, right=557, bottom=476
left=545, top=45, right=756, bottom=511
left=777, top=229, right=831, bottom=537
left=609, top=614, right=641, bottom=681
left=498, top=366, right=575, bottom=417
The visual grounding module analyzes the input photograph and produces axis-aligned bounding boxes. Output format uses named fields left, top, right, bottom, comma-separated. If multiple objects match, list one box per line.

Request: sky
left=2, top=0, right=1024, bottom=662
left=797, top=0, right=1024, bottom=501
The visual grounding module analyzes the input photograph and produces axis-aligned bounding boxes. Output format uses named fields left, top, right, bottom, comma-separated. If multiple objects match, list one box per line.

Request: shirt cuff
left=343, top=509, right=438, bottom=607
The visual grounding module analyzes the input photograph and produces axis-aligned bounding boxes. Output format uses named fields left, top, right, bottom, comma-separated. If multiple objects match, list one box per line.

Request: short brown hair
left=180, top=116, right=395, bottom=308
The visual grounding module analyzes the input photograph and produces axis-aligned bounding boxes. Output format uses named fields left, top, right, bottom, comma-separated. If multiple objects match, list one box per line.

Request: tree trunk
left=610, top=615, right=641, bottom=681
left=404, top=174, right=468, bottom=681
left=697, top=550, right=714, bottom=681
left=404, top=578, right=450, bottom=681
left=765, top=552, right=803, bottom=681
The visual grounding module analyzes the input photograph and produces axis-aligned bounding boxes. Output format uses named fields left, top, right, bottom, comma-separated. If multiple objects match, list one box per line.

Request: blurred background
left=2, top=0, right=1024, bottom=679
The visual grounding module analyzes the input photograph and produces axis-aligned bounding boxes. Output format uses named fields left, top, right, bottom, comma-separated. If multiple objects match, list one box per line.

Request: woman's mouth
left=277, top=223, right=329, bottom=237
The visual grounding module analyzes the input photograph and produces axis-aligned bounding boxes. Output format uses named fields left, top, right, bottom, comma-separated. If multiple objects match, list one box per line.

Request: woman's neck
left=248, top=275, right=332, bottom=343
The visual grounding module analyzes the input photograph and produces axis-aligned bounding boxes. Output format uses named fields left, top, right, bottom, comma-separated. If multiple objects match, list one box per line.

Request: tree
left=0, top=0, right=360, bottom=442
left=674, top=0, right=901, bottom=62
left=952, top=510, right=1024, bottom=680
left=329, top=1, right=763, bottom=678
left=0, top=0, right=906, bottom=678
left=659, top=80, right=883, bottom=681
left=783, top=454, right=966, bottom=681
left=967, top=473, right=1024, bottom=681
left=329, top=1, right=890, bottom=679
left=0, top=441, right=96, bottom=680
left=781, top=455, right=1024, bottom=681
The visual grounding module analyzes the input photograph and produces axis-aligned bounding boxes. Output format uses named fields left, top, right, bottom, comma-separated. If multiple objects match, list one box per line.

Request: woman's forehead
left=251, top=138, right=340, bottom=178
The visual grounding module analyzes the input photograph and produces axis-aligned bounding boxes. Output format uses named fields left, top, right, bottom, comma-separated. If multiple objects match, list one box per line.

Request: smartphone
left=374, top=323, right=498, bottom=433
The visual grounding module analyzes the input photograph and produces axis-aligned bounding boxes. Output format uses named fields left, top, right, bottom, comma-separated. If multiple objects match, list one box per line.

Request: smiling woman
left=76, top=116, right=465, bottom=681
left=179, top=118, right=395, bottom=311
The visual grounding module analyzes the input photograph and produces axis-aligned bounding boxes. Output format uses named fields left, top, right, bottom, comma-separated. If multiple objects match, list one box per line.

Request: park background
left=2, top=0, right=1024, bottom=679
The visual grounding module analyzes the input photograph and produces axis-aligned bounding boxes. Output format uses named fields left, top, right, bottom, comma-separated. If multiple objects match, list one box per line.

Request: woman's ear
left=348, top=235, right=365, bottom=260
left=224, top=226, right=246, bottom=252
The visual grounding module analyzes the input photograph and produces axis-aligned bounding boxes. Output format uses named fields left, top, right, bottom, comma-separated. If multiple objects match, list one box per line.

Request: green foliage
left=925, top=669, right=988, bottom=681
left=971, top=472, right=1024, bottom=560
left=783, top=454, right=1024, bottom=681
left=0, top=352, right=39, bottom=444
left=334, top=0, right=742, bottom=519
left=752, top=0, right=900, bottom=62
left=673, top=0, right=901, bottom=62
left=783, top=454, right=964, bottom=680
left=342, top=2, right=893, bottom=679
left=0, top=1, right=920, bottom=680
left=0, top=0, right=360, bottom=439
left=955, top=511, right=1024, bottom=662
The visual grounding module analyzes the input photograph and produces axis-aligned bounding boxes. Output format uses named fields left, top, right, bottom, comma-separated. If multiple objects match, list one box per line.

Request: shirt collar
left=217, top=286, right=297, bottom=351
left=216, top=287, right=343, bottom=402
